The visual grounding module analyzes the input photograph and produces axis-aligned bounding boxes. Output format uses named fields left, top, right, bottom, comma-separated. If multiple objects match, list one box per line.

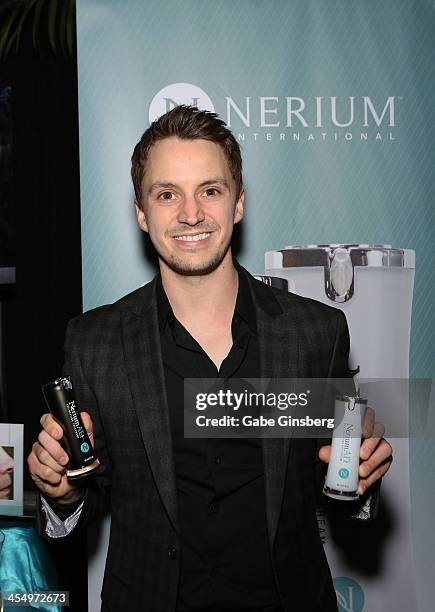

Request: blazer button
left=168, top=544, right=177, bottom=560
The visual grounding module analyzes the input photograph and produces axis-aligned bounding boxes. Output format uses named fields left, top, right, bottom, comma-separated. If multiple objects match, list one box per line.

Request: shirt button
left=209, top=503, right=219, bottom=515
left=168, top=544, right=177, bottom=560
left=214, top=455, right=222, bottom=465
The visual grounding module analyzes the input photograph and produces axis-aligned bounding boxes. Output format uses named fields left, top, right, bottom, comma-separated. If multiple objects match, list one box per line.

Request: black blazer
left=46, top=267, right=353, bottom=611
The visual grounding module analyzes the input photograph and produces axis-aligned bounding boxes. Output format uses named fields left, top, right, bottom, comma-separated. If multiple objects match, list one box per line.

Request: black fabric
left=157, top=270, right=283, bottom=611
left=36, top=264, right=350, bottom=611
left=42, top=490, right=86, bottom=522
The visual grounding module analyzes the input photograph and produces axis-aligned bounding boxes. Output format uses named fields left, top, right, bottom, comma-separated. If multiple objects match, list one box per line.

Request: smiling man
left=28, top=105, right=392, bottom=612
left=137, top=136, right=243, bottom=276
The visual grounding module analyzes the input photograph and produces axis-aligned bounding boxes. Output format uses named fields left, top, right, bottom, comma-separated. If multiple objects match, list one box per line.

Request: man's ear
left=234, top=188, right=244, bottom=224
left=135, top=200, right=149, bottom=233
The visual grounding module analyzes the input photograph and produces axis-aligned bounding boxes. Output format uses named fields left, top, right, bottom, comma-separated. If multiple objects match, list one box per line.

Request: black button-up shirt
left=157, top=267, right=283, bottom=612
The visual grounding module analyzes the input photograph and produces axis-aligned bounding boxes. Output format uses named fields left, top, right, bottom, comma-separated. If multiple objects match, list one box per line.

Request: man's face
left=136, top=137, right=244, bottom=276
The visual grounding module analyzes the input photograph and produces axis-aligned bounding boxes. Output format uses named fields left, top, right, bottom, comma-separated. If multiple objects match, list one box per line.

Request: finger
left=40, top=413, right=63, bottom=440
left=318, top=445, right=331, bottom=463
left=358, top=456, right=392, bottom=495
left=359, top=438, right=392, bottom=478
left=28, top=451, right=78, bottom=499
left=29, top=467, right=67, bottom=497
left=360, top=421, right=386, bottom=460
left=362, top=406, right=375, bottom=438
left=32, top=441, right=67, bottom=473
left=30, top=442, right=65, bottom=476
left=28, top=450, right=64, bottom=486
left=37, top=430, right=69, bottom=466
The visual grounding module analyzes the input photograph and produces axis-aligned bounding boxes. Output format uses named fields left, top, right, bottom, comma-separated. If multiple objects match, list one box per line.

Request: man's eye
left=158, top=191, right=175, bottom=201
left=204, top=188, right=219, bottom=197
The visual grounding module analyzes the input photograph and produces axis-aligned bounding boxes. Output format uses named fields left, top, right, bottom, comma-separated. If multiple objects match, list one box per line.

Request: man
left=28, top=105, right=392, bottom=612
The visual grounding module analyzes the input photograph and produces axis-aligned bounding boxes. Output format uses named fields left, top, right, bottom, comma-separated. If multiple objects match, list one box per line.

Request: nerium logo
left=333, top=577, right=365, bottom=612
left=148, top=84, right=399, bottom=142
left=148, top=83, right=215, bottom=123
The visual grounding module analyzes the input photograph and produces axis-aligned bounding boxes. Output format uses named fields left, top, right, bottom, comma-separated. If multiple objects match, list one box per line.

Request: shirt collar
left=233, top=261, right=256, bottom=332
left=156, top=260, right=256, bottom=334
left=156, top=274, right=174, bottom=332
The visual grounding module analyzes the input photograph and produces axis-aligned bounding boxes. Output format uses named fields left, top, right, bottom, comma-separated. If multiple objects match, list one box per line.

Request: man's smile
left=172, top=231, right=212, bottom=243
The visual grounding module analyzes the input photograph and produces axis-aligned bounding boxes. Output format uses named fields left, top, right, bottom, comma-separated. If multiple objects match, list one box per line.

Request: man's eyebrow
left=147, top=178, right=230, bottom=194
left=147, top=182, right=178, bottom=194
left=198, top=178, right=230, bottom=188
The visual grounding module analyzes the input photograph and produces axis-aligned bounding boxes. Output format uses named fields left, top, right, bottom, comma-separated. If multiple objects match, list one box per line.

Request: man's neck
left=159, top=251, right=239, bottom=327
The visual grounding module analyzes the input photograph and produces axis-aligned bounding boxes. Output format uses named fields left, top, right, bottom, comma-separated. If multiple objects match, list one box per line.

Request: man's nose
left=177, top=195, right=205, bottom=225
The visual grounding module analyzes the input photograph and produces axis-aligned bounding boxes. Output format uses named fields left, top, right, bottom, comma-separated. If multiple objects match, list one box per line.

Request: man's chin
left=161, top=249, right=230, bottom=277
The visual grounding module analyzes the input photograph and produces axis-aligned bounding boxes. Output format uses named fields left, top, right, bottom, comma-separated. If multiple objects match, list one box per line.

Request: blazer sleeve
left=36, top=316, right=112, bottom=537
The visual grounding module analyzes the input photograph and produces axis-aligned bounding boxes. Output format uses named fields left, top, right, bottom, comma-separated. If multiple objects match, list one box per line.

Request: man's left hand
left=318, top=407, right=393, bottom=495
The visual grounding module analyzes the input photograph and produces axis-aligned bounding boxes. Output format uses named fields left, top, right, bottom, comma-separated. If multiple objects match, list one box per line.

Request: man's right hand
left=27, top=412, right=94, bottom=505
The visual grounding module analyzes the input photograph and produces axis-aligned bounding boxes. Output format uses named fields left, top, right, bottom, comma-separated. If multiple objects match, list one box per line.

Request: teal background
left=76, top=1, right=434, bottom=608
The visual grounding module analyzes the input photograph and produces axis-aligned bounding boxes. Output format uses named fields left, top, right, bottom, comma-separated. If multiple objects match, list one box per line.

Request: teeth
left=174, top=232, right=210, bottom=242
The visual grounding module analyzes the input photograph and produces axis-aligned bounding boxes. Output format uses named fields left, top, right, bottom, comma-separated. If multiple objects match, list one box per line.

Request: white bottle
left=323, top=395, right=367, bottom=500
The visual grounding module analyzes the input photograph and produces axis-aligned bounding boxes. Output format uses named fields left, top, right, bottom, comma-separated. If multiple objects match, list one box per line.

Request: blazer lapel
left=120, top=278, right=178, bottom=532
left=245, top=269, right=300, bottom=546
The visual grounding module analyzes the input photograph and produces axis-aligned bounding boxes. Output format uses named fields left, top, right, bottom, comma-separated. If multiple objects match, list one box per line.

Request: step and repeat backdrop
left=76, top=1, right=434, bottom=611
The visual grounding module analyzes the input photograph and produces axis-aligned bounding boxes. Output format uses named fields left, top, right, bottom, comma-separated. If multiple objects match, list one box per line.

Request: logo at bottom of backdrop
left=333, top=577, right=365, bottom=612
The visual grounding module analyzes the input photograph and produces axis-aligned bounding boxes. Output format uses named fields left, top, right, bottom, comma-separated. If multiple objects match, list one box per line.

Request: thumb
left=318, top=444, right=331, bottom=463
left=80, top=411, right=94, bottom=446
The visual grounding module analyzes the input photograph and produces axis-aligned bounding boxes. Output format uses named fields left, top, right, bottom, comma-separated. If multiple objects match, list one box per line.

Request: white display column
left=266, top=244, right=416, bottom=612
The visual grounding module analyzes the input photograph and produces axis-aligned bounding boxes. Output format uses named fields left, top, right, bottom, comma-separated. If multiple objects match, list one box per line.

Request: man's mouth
left=173, top=232, right=211, bottom=242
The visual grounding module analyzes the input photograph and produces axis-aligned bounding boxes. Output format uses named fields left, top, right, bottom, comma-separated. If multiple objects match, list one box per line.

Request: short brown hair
left=131, top=105, right=243, bottom=209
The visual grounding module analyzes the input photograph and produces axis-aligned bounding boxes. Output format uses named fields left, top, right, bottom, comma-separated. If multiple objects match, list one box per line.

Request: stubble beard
left=159, top=234, right=232, bottom=277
